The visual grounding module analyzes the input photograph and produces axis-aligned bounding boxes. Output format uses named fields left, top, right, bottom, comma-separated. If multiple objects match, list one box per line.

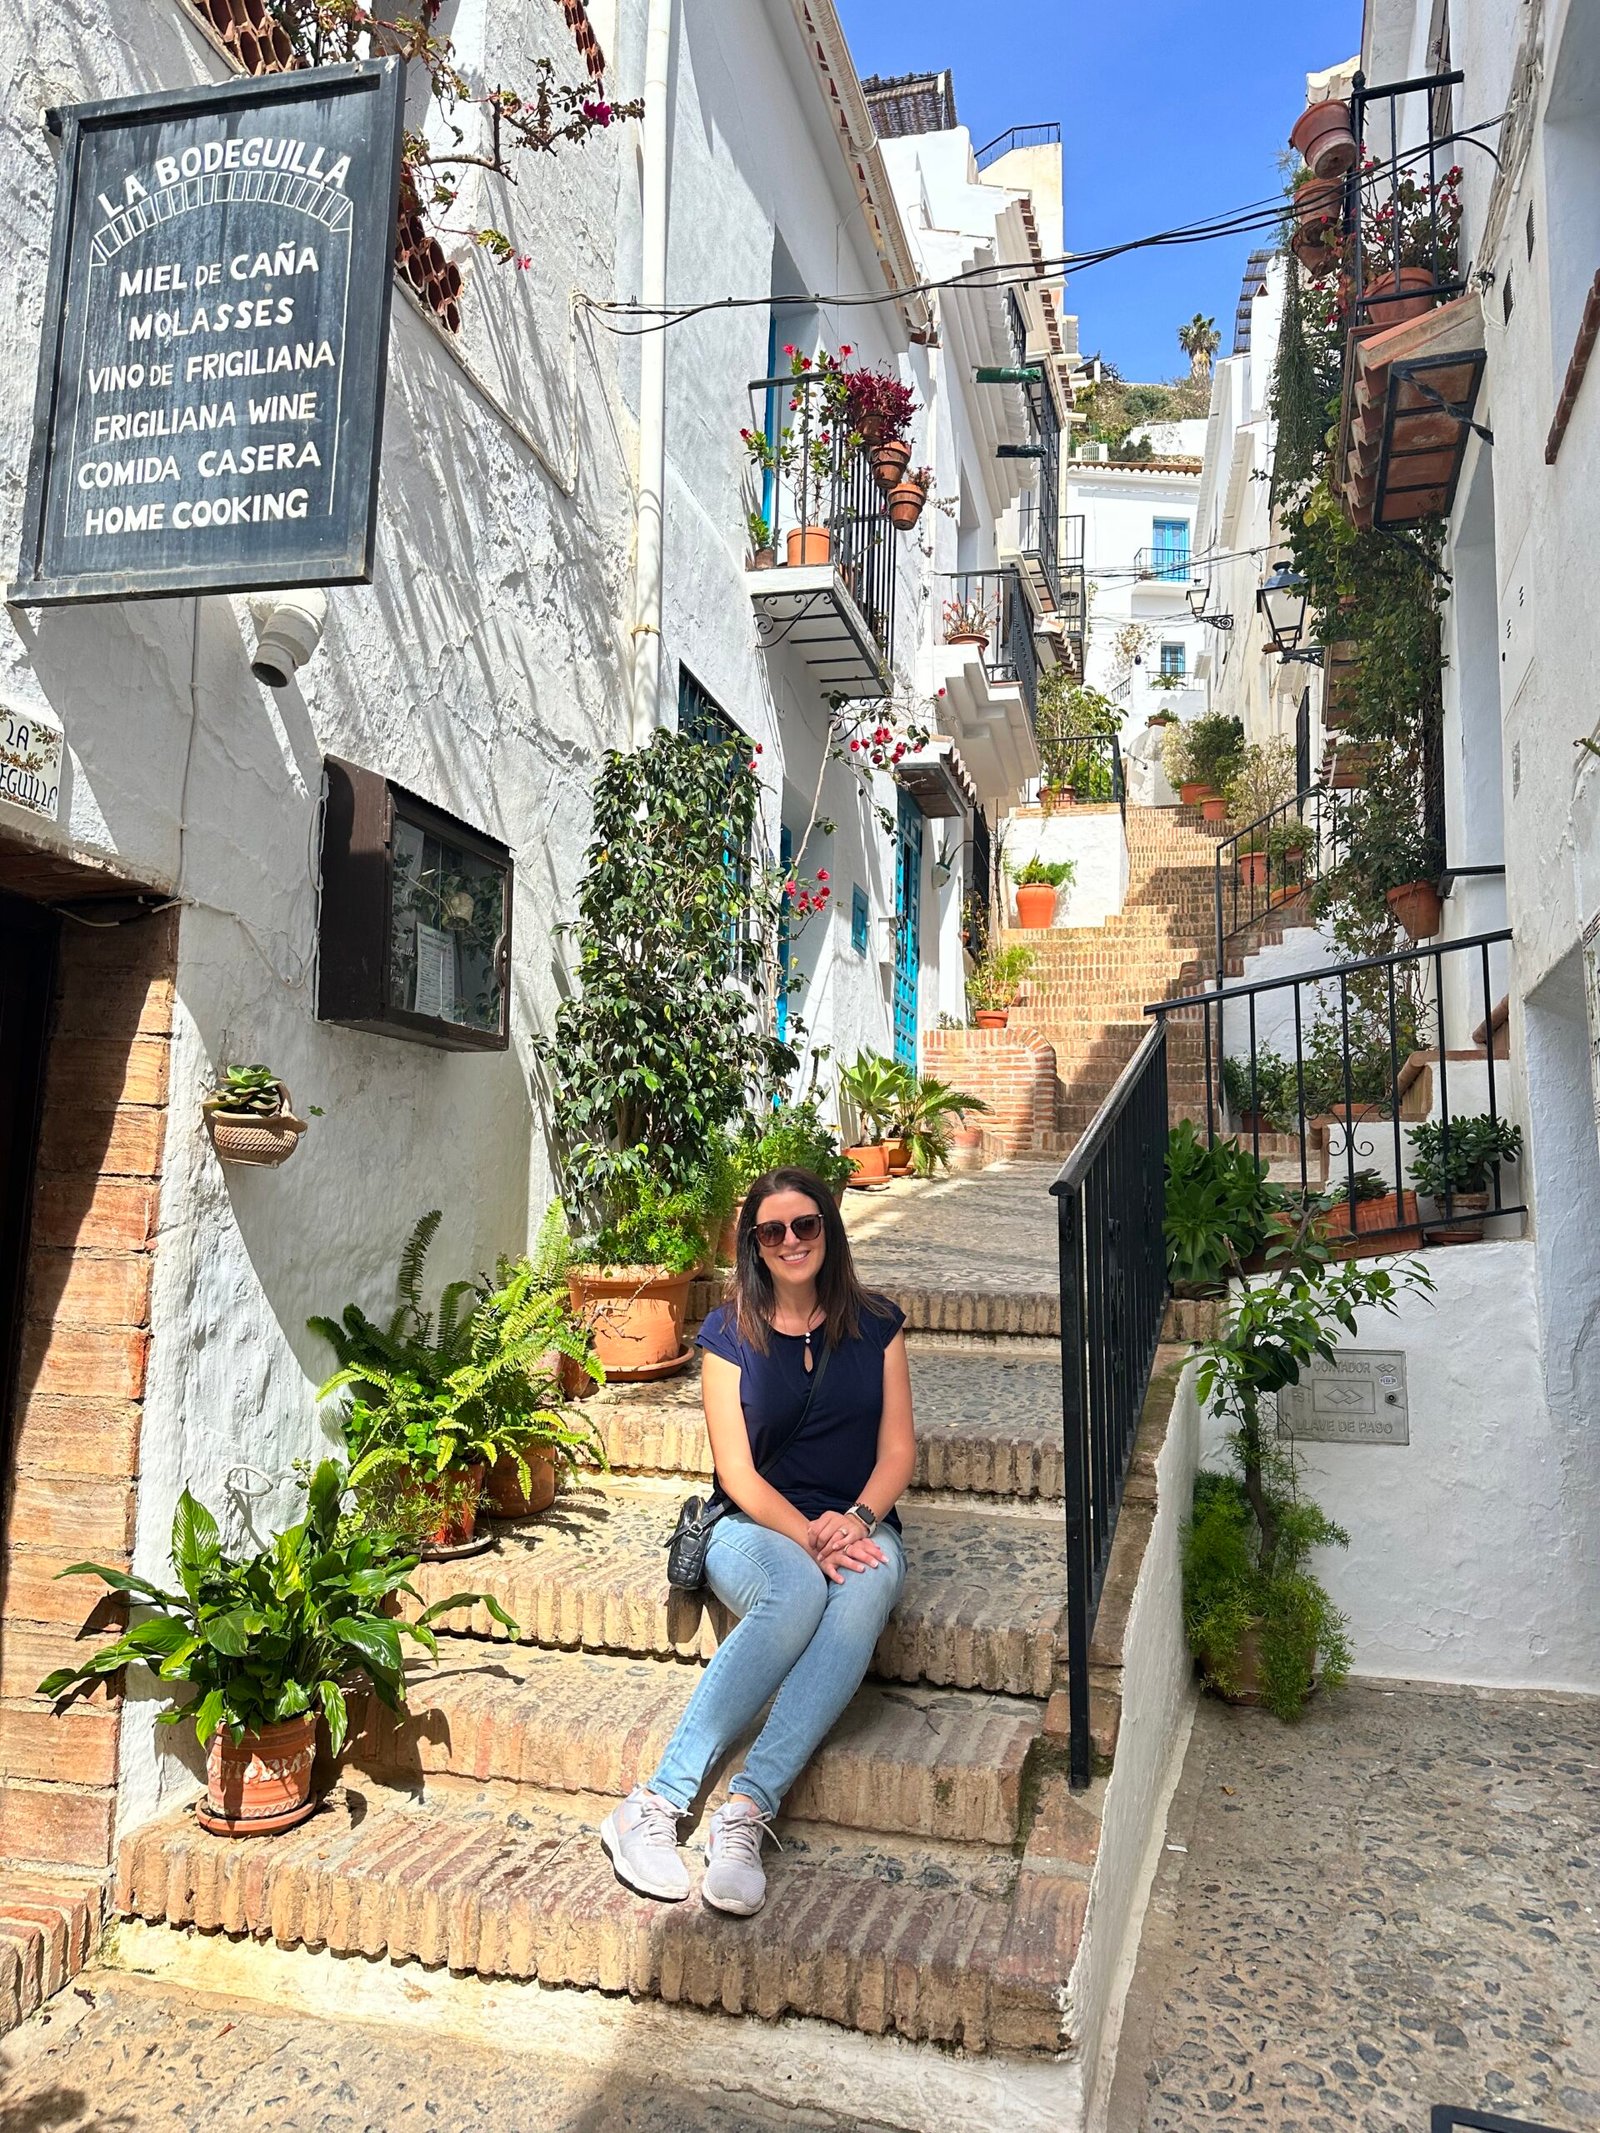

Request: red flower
left=850, top=739, right=860, bottom=751
left=783, top=344, right=795, bottom=356
left=755, top=742, right=763, bottom=752
left=840, top=344, right=853, bottom=356
left=816, top=868, right=829, bottom=882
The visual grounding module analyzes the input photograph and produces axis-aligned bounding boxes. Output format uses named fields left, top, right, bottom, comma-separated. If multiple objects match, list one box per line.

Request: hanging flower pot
left=1289, top=99, right=1357, bottom=178
left=885, top=476, right=929, bottom=531
left=856, top=411, right=890, bottom=446
left=1385, top=879, right=1443, bottom=940
left=1290, top=174, right=1344, bottom=274
left=570, top=1267, right=693, bottom=1381
left=198, top=1713, right=318, bottom=1838
left=786, top=526, right=831, bottom=567
left=203, top=1073, right=307, bottom=1168
left=869, top=438, right=912, bottom=492
left=1364, top=267, right=1437, bottom=329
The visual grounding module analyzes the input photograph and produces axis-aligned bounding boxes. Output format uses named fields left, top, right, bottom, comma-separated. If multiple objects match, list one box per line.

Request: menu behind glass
left=317, top=757, right=511, bottom=1050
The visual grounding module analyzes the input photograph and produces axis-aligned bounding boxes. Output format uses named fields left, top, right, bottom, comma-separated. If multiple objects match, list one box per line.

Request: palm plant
left=837, top=1053, right=915, bottom=1147
left=1178, top=312, right=1221, bottom=379
left=898, top=1076, right=990, bottom=1176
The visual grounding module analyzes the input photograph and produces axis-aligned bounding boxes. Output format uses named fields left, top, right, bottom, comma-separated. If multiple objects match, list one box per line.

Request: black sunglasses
left=752, top=1213, right=825, bottom=1249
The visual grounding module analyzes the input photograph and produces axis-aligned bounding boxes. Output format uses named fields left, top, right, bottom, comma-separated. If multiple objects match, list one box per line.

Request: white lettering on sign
left=0, top=705, right=64, bottom=822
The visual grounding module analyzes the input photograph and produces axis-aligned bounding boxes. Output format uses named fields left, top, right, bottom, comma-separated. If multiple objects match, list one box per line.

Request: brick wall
left=923, top=1025, right=1058, bottom=1157
left=0, top=909, right=175, bottom=1880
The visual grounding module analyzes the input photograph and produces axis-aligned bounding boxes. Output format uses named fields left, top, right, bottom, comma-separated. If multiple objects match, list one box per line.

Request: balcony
left=1327, top=70, right=1487, bottom=529
left=1006, top=288, right=1063, bottom=612
left=1131, top=545, right=1193, bottom=585
left=745, top=371, right=898, bottom=697
left=930, top=566, right=1040, bottom=808
left=974, top=122, right=1061, bottom=174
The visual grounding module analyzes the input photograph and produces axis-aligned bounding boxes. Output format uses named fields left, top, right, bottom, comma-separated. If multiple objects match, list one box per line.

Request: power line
left=578, top=113, right=1508, bottom=339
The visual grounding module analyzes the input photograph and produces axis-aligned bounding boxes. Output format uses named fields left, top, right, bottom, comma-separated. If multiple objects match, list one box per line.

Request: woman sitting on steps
left=600, top=1165, right=915, bottom=1916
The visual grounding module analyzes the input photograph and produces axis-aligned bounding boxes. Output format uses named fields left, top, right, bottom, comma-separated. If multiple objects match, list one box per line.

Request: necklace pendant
left=803, top=1344, right=814, bottom=1373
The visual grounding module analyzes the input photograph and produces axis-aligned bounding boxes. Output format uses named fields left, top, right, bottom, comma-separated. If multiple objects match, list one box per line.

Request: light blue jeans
left=648, top=1512, right=906, bottom=1819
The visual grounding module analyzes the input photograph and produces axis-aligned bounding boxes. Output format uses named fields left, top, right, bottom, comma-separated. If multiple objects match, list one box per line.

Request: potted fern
left=37, top=1460, right=513, bottom=1835
left=311, top=1211, right=605, bottom=1552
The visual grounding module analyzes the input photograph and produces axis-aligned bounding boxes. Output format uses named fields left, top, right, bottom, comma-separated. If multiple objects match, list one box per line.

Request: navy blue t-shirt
left=695, top=1298, right=907, bottom=1530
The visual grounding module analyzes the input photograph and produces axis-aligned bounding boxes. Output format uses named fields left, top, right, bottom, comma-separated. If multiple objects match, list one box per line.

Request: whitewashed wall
left=0, top=0, right=930, bottom=1827
left=1002, top=807, right=1128, bottom=928
left=1198, top=1242, right=1600, bottom=1691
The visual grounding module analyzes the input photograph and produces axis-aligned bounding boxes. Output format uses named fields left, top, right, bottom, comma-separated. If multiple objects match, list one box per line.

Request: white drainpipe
left=629, top=0, right=676, bottom=744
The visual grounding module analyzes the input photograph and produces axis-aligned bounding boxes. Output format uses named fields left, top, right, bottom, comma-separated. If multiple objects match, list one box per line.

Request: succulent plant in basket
left=202, top=1062, right=309, bottom=1168
left=36, top=1459, right=515, bottom=1836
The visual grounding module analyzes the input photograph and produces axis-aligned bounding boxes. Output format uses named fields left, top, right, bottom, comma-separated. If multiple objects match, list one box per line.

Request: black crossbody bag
left=665, top=1339, right=833, bottom=1591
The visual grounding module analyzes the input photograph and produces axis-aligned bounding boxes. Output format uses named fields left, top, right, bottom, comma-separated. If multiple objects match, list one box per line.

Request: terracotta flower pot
left=1315, top=1190, right=1420, bottom=1246
left=1386, top=879, right=1442, bottom=940
left=1039, top=785, right=1066, bottom=816
left=869, top=438, right=911, bottom=492
left=1179, top=782, right=1213, bottom=807
left=1200, top=795, right=1229, bottom=824
left=198, top=1712, right=318, bottom=1837
left=1200, top=1626, right=1316, bottom=1709
left=1289, top=99, right=1356, bottom=178
left=1364, top=267, right=1437, bottom=328
left=974, top=1008, right=1009, bottom=1030
left=203, top=1084, right=307, bottom=1168
left=485, top=1444, right=557, bottom=1519
left=716, top=1196, right=745, bottom=1265
left=1290, top=226, right=1338, bottom=276
left=569, top=1267, right=693, bottom=1381
left=946, top=630, right=989, bottom=652
left=751, top=547, right=776, bottom=570
left=856, top=411, right=890, bottom=446
left=786, top=526, right=831, bottom=567
left=1236, top=851, right=1269, bottom=887
left=1293, top=173, right=1344, bottom=239
left=1014, top=883, right=1059, bottom=930
left=885, top=480, right=928, bottom=530
left=1425, top=1188, right=1490, bottom=1244
left=845, top=1142, right=890, bottom=1186
left=882, top=1139, right=912, bottom=1175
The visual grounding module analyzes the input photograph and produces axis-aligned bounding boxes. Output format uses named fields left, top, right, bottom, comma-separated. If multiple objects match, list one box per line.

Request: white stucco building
left=0, top=0, right=1056, bottom=1876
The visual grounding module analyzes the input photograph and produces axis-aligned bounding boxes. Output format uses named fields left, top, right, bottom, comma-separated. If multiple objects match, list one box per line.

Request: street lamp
left=1256, top=564, right=1320, bottom=661
left=1186, top=578, right=1233, bottom=631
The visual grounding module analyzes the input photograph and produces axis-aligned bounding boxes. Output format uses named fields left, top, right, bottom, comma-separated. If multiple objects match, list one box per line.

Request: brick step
left=345, top=1644, right=1042, bottom=1849
left=595, top=1344, right=1064, bottom=1500
left=114, top=1785, right=1081, bottom=2053
left=408, top=1479, right=1066, bottom=1699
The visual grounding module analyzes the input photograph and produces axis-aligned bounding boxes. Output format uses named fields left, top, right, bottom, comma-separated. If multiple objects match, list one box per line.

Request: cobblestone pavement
left=1109, top=1684, right=1600, bottom=2132
left=843, top=1163, right=1058, bottom=1299
left=0, top=1973, right=855, bottom=2133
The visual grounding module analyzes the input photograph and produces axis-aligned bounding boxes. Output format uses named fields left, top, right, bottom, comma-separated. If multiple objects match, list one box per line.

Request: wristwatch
left=846, top=1502, right=879, bottom=1536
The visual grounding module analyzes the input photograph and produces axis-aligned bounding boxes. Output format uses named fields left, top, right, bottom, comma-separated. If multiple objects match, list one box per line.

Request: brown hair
left=727, top=1167, right=894, bottom=1353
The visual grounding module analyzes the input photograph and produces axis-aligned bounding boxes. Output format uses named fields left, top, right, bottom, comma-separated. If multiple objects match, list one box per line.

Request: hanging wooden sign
left=11, top=59, right=405, bottom=606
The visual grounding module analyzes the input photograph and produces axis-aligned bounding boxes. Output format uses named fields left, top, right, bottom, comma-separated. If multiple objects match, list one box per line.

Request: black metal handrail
left=1051, top=1021, right=1170, bottom=1789
left=975, top=122, right=1062, bottom=171
left=1041, top=734, right=1124, bottom=814
left=1150, top=927, right=1521, bottom=1246
left=1432, top=2109, right=1576, bottom=2133
left=1213, top=785, right=1333, bottom=976
left=941, top=566, right=1036, bottom=720
left=1344, top=69, right=1467, bottom=327
left=748, top=370, right=897, bottom=666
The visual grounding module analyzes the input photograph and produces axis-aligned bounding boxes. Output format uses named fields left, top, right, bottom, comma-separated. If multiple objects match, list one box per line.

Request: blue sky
left=837, top=0, right=1362, bottom=380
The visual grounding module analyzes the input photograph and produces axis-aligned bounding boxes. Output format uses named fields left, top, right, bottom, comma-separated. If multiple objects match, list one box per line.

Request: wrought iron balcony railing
left=1343, top=68, right=1468, bottom=328
left=941, top=567, right=1038, bottom=723
left=975, top=122, right=1061, bottom=173
left=747, top=368, right=897, bottom=676
left=1132, top=544, right=1193, bottom=584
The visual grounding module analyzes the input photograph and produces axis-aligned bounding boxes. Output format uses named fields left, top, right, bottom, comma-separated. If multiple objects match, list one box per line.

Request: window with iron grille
left=1159, top=641, right=1186, bottom=678
left=677, top=665, right=755, bottom=933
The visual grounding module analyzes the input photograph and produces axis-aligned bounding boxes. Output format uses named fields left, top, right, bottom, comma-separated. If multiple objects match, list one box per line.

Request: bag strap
left=751, top=1332, right=832, bottom=1481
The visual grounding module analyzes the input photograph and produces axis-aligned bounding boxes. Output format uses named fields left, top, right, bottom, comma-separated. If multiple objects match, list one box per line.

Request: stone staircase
left=111, top=1314, right=1110, bottom=2066
left=1007, top=804, right=1227, bottom=1150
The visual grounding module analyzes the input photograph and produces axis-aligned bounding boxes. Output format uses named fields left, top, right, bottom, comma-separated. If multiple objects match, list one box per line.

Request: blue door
left=893, top=790, right=923, bottom=1067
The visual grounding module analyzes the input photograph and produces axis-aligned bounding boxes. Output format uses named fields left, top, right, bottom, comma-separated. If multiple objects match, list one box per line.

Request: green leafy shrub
left=1409, top=1114, right=1522, bottom=1198
left=967, top=943, right=1034, bottom=1017
left=732, top=1100, right=854, bottom=1197
left=1164, top=1121, right=1286, bottom=1287
left=1009, top=857, right=1077, bottom=888
left=1188, top=1236, right=1433, bottom=1719
left=37, top=1461, right=513, bottom=1755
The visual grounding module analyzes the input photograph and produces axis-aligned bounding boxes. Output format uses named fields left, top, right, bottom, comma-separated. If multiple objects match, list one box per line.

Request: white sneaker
left=701, top=1797, right=776, bottom=1916
left=600, top=1786, right=690, bottom=1901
